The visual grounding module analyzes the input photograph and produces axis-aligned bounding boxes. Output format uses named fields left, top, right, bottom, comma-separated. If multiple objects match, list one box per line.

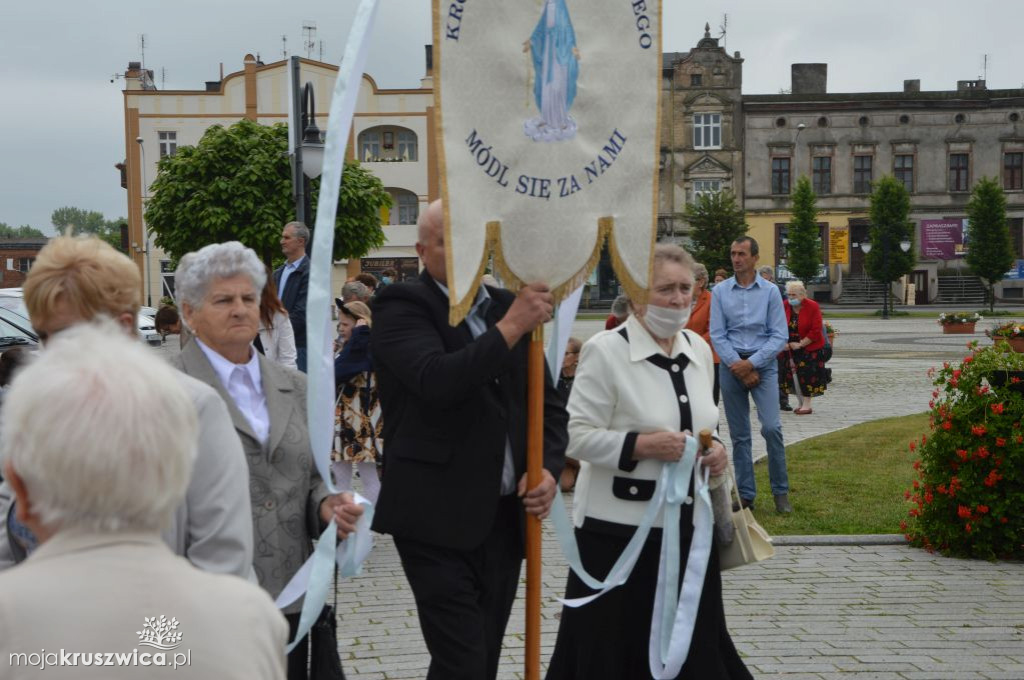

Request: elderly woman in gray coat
left=172, top=241, right=363, bottom=680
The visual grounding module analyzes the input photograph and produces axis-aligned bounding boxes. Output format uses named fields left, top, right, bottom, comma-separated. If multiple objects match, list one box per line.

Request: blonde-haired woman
left=332, top=300, right=382, bottom=502
left=779, top=280, right=827, bottom=414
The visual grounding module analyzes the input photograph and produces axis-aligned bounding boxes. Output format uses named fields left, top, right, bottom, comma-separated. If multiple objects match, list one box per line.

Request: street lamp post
left=289, top=57, right=325, bottom=242
left=857, top=237, right=912, bottom=319
left=136, top=136, right=152, bottom=307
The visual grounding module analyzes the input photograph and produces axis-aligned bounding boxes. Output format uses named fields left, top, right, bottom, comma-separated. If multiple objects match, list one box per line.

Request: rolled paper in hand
left=700, top=429, right=735, bottom=545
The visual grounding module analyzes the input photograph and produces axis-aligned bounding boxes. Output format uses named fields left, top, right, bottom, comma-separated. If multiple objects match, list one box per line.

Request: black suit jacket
left=370, top=271, right=568, bottom=551
left=273, top=256, right=309, bottom=350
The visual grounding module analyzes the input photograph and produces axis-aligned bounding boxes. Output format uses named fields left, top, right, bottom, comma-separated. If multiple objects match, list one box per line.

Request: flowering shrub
left=904, top=342, right=1024, bottom=559
left=937, top=311, right=982, bottom=326
left=985, top=321, right=1024, bottom=340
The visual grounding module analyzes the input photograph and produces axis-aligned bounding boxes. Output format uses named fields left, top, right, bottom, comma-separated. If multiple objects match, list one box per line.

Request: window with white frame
left=692, top=179, right=721, bottom=202
left=158, top=131, right=177, bottom=158
left=397, top=131, right=418, bottom=161
left=397, top=193, right=419, bottom=225
left=692, top=113, right=721, bottom=149
left=358, top=130, right=381, bottom=161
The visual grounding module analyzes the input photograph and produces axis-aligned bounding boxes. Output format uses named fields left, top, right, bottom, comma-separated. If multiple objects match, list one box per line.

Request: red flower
left=912, top=460, right=921, bottom=470
left=971, top=425, right=987, bottom=436
left=991, top=403, right=1004, bottom=415
left=976, top=446, right=990, bottom=459
left=965, top=523, right=972, bottom=533
left=937, top=483, right=947, bottom=495
left=904, top=490, right=912, bottom=500
left=921, top=434, right=927, bottom=445
left=995, top=438, right=1006, bottom=448
left=909, top=508, right=920, bottom=517
left=1016, top=435, right=1024, bottom=445
left=913, top=480, right=920, bottom=489
left=943, top=421, right=952, bottom=431
left=963, top=355, right=974, bottom=364
left=984, top=470, right=1001, bottom=487
left=909, top=441, right=917, bottom=452
left=976, top=505, right=989, bottom=514
left=1012, top=376, right=1022, bottom=384
left=924, top=491, right=934, bottom=504
left=957, top=505, right=972, bottom=519
left=950, top=377, right=959, bottom=388
left=899, top=520, right=908, bottom=531
left=1001, top=517, right=1009, bottom=524
left=956, top=449, right=968, bottom=461
left=953, top=369, right=962, bottom=379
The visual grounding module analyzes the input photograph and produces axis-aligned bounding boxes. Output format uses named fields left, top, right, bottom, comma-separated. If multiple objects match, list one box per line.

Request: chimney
left=791, top=64, right=827, bottom=95
left=904, top=79, right=920, bottom=93
left=957, top=79, right=986, bottom=92
left=124, top=61, right=156, bottom=91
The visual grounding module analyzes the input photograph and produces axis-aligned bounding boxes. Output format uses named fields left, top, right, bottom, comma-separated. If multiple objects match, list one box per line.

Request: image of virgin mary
left=523, top=0, right=580, bottom=142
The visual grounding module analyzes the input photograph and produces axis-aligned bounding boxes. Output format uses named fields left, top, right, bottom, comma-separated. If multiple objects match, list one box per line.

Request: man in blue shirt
left=273, top=221, right=310, bottom=372
left=710, top=237, right=792, bottom=513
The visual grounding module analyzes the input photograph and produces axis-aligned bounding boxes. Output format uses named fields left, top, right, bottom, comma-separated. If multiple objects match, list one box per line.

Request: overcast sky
left=2, top=0, right=1022, bottom=234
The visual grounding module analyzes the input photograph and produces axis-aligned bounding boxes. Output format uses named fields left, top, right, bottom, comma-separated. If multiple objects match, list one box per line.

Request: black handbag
left=309, top=574, right=346, bottom=680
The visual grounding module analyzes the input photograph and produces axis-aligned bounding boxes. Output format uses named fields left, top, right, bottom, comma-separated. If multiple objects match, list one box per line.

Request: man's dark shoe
left=774, top=494, right=793, bottom=514
left=780, top=402, right=793, bottom=411
left=740, top=497, right=755, bottom=510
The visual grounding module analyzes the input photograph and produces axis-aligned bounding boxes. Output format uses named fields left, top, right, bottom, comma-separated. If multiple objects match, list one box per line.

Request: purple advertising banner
left=920, top=219, right=965, bottom=259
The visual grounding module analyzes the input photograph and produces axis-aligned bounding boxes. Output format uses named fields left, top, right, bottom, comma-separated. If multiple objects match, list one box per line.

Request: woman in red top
left=685, top=263, right=720, bottom=404
left=780, top=280, right=828, bottom=414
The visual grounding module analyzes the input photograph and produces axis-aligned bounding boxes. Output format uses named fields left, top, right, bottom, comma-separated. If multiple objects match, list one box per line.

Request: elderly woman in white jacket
left=546, top=244, right=752, bottom=680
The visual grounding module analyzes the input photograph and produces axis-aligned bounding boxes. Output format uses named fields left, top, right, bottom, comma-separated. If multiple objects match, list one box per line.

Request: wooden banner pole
left=525, top=326, right=545, bottom=680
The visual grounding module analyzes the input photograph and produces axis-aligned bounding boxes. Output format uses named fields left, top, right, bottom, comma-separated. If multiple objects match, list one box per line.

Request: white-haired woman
left=547, top=244, right=751, bottom=679
left=0, top=324, right=288, bottom=678
left=779, top=280, right=827, bottom=415
left=173, top=241, right=362, bottom=680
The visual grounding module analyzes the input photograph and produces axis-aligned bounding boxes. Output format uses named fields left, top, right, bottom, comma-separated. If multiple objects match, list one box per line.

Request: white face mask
left=641, top=303, right=691, bottom=339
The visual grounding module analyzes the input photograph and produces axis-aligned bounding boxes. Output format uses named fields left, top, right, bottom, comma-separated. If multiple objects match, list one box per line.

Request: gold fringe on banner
left=446, top=217, right=652, bottom=328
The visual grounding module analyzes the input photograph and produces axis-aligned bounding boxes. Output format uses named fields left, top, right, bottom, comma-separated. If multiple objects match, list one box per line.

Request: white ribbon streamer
left=548, top=437, right=701, bottom=608
left=277, top=0, right=381, bottom=653
left=545, top=284, right=584, bottom=380
left=649, top=461, right=713, bottom=679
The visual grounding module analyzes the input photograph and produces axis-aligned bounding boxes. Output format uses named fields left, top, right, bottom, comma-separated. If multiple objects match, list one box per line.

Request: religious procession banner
left=434, top=0, right=662, bottom=323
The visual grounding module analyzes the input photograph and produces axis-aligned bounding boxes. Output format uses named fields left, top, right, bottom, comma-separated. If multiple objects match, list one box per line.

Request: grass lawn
left=750, top=413, right=929, bottom=535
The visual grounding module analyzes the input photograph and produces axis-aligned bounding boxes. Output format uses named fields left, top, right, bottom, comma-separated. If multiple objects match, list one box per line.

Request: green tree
left=0, top=223, right=45, bottom=239
left=786, top=176, right=822, bottom=282
left=684, top=190, right=748, bottom=274
left=143, top=118, right=390, bottom=266
left=51, top=207, right=124, bottom=250
left=866, top=175, right=915, bottom=316
left=965, top=177, right=1014, bottom=312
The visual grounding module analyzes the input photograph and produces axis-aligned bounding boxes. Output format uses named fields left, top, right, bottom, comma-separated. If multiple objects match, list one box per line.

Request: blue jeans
left=719, top=361, right=789, bottom=501
left=296, top=347, right=307, bottom=373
